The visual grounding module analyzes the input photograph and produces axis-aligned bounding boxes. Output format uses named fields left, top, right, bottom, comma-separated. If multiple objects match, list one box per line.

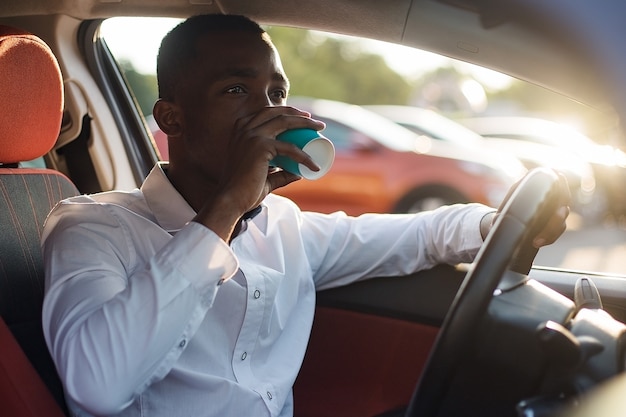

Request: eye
left=226, top=85, right=246, bottom=94
left=270, top=89, right=287, bottom=102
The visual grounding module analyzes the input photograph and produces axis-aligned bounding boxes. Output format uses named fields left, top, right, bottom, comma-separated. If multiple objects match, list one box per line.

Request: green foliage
left=486, top=79, right=609, bottom=141
left=266, top=26, right=413, bottom=105
left=116, top=25, right=602, bottom=139
left=118, top=59, right=158, bottom=116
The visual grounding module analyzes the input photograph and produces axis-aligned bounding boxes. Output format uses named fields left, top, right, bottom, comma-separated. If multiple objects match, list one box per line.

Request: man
left=41, top=14, right=569, bottom=417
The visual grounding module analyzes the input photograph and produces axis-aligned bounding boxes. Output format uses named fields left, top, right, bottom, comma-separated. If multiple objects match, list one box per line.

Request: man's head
left=152, top=14, right=291, bottom=195
left=156, top=14, right=268, bottom=101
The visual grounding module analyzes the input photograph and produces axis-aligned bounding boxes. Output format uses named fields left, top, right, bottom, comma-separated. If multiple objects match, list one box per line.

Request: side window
left=100, top=17, right=181, bottom=161
left=318, top=119, right=377, bottom=153
left=19, top=157, right=47, bottom=168
left=319, top=120, right=355, bottom=152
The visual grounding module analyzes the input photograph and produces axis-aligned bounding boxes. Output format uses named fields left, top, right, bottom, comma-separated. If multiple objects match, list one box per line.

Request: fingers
left=533, top=172, right=570, bottom=248
left=556, top=171, right=572, bottom=206
left=266, top=169, right=302, bottom=192
left=273, top=140, right=321, bottom=173
left=533, top=205, right=570, bottom=248
left=237, top=105, right=325, bottom=138
left=532, top=171, right=570, bottom=248
left=517, top=170, right=570, bottom=248
left=235, top=106, right=325, bottom=173
left=217, top=106, right=325, bottom=212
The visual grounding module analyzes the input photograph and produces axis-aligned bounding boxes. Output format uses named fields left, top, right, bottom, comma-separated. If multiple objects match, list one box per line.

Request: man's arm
left=300, top=203, right=495, bottom=291
left=42, top=202, right=237, bottom=415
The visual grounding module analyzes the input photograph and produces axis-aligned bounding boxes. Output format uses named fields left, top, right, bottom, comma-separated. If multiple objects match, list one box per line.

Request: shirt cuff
left=164, top=222, right=239, bottom=293
left=480, top=210, right=498, bottom=241
left=463, top=204, right=498, bottom=255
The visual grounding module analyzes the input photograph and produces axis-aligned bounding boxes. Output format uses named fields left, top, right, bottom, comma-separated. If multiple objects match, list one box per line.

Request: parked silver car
left=366, top=105, right=599, bottom=221
left=459, top=115, right=626, bottom=220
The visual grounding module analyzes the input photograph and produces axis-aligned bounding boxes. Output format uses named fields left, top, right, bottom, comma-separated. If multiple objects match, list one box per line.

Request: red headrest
left=0, top=25, right=64, bottom=164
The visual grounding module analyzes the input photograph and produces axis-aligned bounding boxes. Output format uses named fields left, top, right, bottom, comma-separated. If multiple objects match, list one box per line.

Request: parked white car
left=459, top=116, right=626, bottom=220
left=366, top=105, right=599, bottom=221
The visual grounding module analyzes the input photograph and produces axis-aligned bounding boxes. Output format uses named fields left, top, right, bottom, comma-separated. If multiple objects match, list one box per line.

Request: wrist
left=193, top=193, right=246, bottom=241
left=480, top=211, right=497, bottom=241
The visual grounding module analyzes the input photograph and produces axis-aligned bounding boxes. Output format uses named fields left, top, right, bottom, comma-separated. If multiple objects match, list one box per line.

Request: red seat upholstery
left=0, top=317, right=65, bottom=417
left=0, top=24, right=78, bottom=416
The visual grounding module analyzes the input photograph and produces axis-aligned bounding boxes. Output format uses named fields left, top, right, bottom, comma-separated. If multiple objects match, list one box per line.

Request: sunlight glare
left=101, top=17, right=182, bottom=74
left=100, top=16, right=511, bottom=92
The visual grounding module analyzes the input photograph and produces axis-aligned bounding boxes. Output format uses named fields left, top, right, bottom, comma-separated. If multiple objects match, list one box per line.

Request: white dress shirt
left=42, top=163, right=493, bottom=417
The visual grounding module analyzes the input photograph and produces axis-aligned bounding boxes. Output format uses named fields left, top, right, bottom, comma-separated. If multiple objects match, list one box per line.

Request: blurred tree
left=488, top=80, right=614, bottom=142
left=266, top=26, right=413, bottom=105
left=489, top=80, right=584, bottom=118
left=407, top=65, right=614, bottom=143
left=408, top=67, right=486, bottom=115
left=119, top=59, right=158, bottom=116
left=116, top=25, right=610, bottom=143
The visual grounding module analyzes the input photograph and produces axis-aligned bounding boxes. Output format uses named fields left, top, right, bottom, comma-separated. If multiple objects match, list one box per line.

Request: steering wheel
left=405, top=167, right=565, bottom=417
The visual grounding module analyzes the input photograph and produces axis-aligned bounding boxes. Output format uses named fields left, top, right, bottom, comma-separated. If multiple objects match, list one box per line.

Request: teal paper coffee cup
left=270, top=128, right=335, bottom=180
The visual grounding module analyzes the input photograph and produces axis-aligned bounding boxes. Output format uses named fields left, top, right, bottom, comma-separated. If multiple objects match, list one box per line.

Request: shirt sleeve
left=300, top=203, right=495, bottom=290
left=41, top=200, right=238, bottom=415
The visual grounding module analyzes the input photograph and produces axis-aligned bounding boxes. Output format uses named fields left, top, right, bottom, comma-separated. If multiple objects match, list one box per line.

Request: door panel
left=294, top=308, right=438, bottom=417
left=294, top=264, right=626, bottom=416
left=294, top=265, right=465, bottom=417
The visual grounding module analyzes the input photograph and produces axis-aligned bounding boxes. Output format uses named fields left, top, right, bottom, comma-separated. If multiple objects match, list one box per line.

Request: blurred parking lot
left=535, top=214, right=626, bottom=276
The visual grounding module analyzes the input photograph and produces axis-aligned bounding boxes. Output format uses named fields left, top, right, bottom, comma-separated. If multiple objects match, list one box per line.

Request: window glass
left=20, top=157, right=46, bottom=168
left=101, top=17, right=181, bottom=121
left=100, top=17, right=626, bottom=275
left=321, top=120, right=358, bottom=152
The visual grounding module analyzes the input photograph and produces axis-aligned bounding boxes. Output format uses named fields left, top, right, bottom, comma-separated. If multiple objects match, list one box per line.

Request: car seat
left=0, top=24, right=78, bottom=416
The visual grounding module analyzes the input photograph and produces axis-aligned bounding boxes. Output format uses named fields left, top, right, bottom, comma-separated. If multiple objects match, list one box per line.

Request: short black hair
left=156, top=14, right=266, bottom=100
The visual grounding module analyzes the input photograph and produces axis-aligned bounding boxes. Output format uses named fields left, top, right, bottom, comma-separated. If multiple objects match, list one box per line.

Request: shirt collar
left=140, top=162, right=268, bottom=235
left=141, top=162, right=197, bottom=233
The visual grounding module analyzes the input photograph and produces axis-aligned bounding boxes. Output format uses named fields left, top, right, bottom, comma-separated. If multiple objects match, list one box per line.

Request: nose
left=249, top=89, right=275, bottom=110
left=261, top=91, right=275, bottom=107
left=246, top=90, right=280, bottom=118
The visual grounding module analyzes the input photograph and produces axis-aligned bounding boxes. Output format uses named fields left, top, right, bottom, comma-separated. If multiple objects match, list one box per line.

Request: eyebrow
left=217, top=67, right=289, bottom=85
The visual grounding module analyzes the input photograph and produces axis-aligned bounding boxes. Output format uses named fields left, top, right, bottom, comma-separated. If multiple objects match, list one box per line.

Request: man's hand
left=482, top=170, right=570, bottom=248
left=194, top=106, right=325, bottom=242
left=219, top=106, right=324, bottom=211
left=531, top=204, right=569, bottom=248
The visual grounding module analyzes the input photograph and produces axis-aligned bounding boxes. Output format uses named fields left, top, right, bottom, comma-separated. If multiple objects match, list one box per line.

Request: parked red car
left=271, top=97, right=526, bottom=215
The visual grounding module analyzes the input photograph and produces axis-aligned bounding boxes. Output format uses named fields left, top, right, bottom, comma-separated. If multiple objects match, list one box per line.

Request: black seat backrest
left=0, top=24, right=79, bottom=415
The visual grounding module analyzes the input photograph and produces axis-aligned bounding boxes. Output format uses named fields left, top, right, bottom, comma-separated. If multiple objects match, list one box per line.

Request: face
left=165, top=30, right=290, bottom=185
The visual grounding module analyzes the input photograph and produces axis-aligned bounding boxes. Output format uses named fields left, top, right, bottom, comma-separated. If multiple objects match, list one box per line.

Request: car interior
left=0, top=24, right=78, bottom=417
left=2, top=1, right=626, bottom=417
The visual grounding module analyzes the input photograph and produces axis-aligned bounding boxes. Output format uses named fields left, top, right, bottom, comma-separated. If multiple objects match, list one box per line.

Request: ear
left=153, top=99, right=183, bottom=138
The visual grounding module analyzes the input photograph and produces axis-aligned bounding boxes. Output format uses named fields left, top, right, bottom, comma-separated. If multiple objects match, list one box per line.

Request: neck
left=165, top=162, right=219, bottom=213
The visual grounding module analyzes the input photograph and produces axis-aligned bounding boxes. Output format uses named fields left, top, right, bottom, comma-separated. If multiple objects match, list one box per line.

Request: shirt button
left=267, top=391, right=272, bottom=400
left=179, top=339, right=186, bottom=348
left=241, top=352, right=247, bottom=360
left=254, top=289, right=261, bottom=299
